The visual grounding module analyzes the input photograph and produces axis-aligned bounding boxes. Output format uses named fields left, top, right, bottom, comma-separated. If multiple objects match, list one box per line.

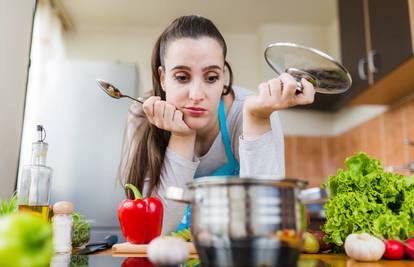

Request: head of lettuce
left=0, top=213, right=54, bottom=267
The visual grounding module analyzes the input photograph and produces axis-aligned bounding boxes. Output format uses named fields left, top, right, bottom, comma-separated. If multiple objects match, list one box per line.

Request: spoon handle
left=124, top=95, right=144, bottom=104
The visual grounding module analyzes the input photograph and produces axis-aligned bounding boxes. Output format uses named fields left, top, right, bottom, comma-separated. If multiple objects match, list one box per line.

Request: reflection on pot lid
left=187, top=176, right=308, bottom=189
left=264, top=42, right=352, bottom=94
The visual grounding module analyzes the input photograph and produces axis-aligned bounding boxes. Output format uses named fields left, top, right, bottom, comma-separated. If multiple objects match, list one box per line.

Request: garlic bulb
left=147, top=236, right=190, bottom=265
left=344, top=233, right=385, bottom=262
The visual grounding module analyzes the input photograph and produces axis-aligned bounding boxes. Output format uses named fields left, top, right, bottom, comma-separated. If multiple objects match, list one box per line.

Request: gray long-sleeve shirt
left=120, top=86, right=285, bottom=234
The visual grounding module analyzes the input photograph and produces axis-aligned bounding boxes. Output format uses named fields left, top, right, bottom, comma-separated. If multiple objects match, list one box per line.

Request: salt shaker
left=53, top=201, right=74, bottom=253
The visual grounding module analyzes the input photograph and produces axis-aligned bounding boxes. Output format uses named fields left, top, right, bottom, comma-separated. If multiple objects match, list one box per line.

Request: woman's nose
left=188, top=80, right=205, bottom=102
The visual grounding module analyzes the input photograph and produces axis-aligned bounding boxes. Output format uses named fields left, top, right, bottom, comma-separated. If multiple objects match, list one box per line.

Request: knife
left=75, top=235, right=118, bottom=255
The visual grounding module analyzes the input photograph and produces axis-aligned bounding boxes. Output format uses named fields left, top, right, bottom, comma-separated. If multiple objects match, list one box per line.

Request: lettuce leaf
left=322, top=152, right=414, bottom=248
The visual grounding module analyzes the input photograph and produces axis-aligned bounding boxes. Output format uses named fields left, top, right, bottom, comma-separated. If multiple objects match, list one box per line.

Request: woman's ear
left=158, top=66, right=166, bottom=92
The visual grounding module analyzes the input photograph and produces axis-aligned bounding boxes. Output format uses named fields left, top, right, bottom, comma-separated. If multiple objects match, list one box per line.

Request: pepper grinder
left=53, top=201, right=74, bottom=254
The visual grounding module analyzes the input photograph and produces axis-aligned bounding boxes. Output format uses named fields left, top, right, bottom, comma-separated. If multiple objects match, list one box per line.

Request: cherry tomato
left=383, top=240, right=405, bottom=260
left=405, top=238, right=414, bottom=260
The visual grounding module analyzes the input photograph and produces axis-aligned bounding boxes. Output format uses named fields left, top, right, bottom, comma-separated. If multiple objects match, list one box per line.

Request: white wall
left=258, top=23, right=337, bottom=82
left=328, top=17, right=341, bottom=63
left=278, top=105, right=387, bottom=136
left=63, top=21, right=386, bottom=137
left=0, top=1, right=34, bottom=199
left=225, top=33, right=260, bottom=90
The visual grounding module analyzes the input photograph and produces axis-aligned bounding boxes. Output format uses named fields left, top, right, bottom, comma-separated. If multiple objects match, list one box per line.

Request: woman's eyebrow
left=170, top=65, right=222, bottom=72
left=202, top=65, right=222, bottom=71
left=170, top=65, right=191, bottom=71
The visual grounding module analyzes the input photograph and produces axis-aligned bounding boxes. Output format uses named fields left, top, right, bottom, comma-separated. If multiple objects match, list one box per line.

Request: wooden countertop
left=96, top=249, right=414, bottom=266
left=301, top=253, right=414, bottom=266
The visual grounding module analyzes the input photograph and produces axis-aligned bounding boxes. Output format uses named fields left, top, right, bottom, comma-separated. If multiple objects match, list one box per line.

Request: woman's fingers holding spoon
left=143, top=96, right=161, bottom=118
left=96, top=79, right=144, bottom=103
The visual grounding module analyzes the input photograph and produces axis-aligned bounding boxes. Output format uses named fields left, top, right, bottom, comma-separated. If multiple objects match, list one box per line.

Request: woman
left=119, top=15, right=315, bottom=234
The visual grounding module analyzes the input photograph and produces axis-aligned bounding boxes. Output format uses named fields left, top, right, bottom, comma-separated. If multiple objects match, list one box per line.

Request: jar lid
left=53, top=201, right=74, bottom=214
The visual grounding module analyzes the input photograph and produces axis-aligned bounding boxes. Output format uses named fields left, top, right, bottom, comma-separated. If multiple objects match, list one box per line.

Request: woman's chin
left=184, top=118, right=209, bottom=130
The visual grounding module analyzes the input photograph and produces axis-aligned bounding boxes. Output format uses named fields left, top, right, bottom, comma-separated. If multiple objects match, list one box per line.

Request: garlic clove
left=147, top=236, right=190, bottom=265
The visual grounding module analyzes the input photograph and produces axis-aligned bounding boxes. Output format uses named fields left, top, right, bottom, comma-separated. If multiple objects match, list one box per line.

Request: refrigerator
left=19, top=59, right=138, bottom=242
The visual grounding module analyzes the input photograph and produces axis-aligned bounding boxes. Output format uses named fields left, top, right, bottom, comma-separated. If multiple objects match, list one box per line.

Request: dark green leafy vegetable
left=71, top=212, right=90, bottom=248
left=322, top=152, right=414, bottom=249
left=70, top=255, right=89, bottom=267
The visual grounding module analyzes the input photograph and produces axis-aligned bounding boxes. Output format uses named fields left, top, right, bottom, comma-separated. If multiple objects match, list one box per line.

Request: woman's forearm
left=167, top=133, right=196, bottom=161
left=239, top=112, right=285, bottom=178
left=242, top=108, right=272, bottom=139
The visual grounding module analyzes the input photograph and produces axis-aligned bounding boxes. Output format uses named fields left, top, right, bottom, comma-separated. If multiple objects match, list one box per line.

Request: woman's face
left=159, top=37, right=225, bottom=132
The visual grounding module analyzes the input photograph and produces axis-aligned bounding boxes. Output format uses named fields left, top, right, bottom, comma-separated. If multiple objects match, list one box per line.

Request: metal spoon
left=96, top=79, right=144, bottom=103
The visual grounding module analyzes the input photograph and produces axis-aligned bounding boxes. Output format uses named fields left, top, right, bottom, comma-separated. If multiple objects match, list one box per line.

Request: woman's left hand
left=244, top=73, right=315, bottom=119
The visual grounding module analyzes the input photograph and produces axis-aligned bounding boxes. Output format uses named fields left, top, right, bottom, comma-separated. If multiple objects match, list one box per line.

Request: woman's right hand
left=143, top=96, right=195, bottom=137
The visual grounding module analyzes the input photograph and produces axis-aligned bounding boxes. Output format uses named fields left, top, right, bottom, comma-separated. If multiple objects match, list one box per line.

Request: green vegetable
left=182, top=258, right=199, bottom=267
left=0, top=213, right=54, bottom=267
left=322, top=152, right=414, bottom=250
left=302, top=232, right=320, bottom=253
left=71, top=212, right=90, bottom=248
left=170, top=228, right=192, bottom=242
left=70, top=255, right=89, bottom=267
left=0, top=193, right=17, bottom=216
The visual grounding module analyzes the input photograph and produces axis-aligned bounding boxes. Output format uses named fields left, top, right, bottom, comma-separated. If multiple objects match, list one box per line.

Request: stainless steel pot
left=167, top=176, right=308, bottom=267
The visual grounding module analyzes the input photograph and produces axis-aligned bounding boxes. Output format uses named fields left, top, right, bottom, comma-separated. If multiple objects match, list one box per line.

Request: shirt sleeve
left=239, top=111, right=285, bottom=178
left=142, top=148, right=199, bottom=235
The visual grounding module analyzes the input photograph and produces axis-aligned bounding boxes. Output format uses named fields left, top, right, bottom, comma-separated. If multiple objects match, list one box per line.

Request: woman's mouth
left=184, top=106, right=207, bottom=116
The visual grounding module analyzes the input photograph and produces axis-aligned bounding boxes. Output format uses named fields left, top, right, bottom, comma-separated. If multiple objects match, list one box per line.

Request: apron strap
left=218, top=98, right=238, bottom=165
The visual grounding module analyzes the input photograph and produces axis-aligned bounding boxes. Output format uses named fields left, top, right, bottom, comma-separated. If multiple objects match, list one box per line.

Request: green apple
left=0, top=213, right=54, bottom=267
left=302, top=232, right=320, bottom=254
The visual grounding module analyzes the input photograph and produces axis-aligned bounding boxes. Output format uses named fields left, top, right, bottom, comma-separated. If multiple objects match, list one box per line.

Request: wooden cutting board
left=112, top=241, right=197, bottom=255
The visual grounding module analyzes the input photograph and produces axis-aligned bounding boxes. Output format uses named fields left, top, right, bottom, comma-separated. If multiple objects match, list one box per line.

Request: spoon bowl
left=96, top=79, right=143, bottom=103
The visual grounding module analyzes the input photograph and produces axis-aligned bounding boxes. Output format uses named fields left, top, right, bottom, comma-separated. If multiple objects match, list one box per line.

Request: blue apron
left=175, top=98, right=240, bottom=231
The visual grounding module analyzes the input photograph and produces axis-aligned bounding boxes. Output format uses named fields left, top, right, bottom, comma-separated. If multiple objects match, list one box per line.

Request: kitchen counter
left=302, top=253, right=414, bottom=266
left=92, top=249, right=414, bottom=266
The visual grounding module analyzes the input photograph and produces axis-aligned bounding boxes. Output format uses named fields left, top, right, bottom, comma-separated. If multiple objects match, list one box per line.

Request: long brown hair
left=120, top=15, right=234, bottom=198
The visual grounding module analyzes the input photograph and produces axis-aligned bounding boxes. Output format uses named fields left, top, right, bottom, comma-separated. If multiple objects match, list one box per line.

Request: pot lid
left=264, top=42, right=352, bottom=94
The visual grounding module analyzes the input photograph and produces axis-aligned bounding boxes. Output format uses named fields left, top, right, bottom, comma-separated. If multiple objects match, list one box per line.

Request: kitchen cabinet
left=368, top=0, right=412, bottom=82
left=305, top=0, right=414, bottom=111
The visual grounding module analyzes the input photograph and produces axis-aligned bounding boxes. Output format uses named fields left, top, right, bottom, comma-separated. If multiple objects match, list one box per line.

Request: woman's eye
left=206, top=75, right=219, bottom=83
left=174, top=74, right=189, bottom=82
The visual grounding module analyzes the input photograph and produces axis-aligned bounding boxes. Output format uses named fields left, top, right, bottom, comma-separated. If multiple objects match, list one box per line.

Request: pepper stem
left=125, top=183, right=143, bottom=200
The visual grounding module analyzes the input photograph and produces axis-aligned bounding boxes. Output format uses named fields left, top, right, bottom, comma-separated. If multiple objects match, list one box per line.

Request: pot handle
left=166, top=186, right=193, bottom=204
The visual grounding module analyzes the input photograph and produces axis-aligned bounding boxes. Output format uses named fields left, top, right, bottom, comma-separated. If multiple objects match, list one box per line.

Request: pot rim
left=187, top=176, right=308, bottom=189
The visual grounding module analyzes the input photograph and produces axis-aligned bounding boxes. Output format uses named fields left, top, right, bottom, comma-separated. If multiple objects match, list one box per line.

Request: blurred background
left=1, top=0, right=414, bottom=238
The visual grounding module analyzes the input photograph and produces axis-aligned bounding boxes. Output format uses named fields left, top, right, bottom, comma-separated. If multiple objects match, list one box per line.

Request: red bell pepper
left=118, top=184, right=163, bottom=244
